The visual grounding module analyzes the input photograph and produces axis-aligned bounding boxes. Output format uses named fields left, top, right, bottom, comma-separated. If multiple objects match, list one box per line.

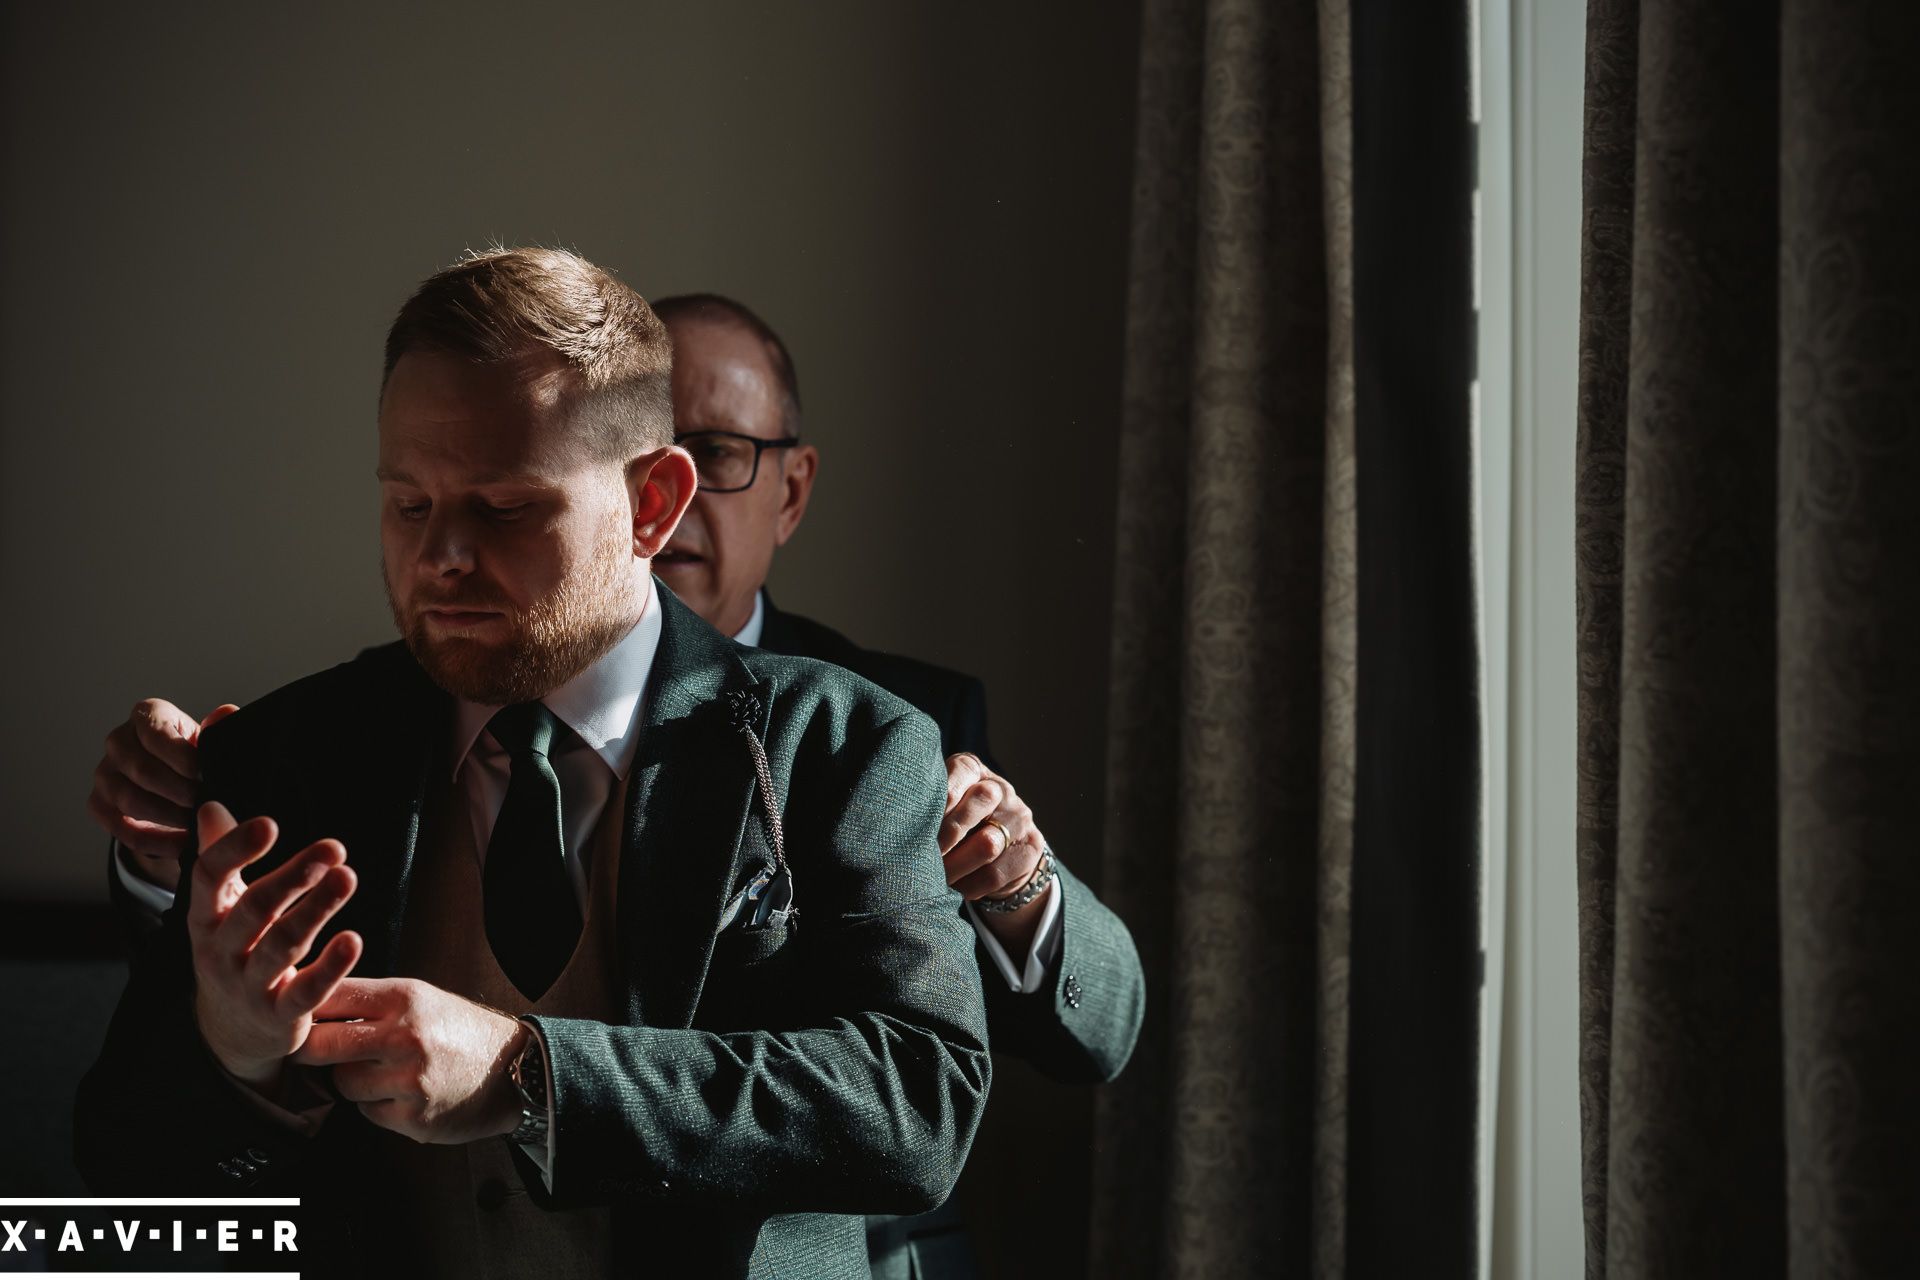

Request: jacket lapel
left=619, top=584, right=771, bottom=1028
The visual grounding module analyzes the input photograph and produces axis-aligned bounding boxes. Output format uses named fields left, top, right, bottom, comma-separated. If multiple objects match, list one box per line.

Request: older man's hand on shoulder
left=940, top=752, right=1055, bottom=957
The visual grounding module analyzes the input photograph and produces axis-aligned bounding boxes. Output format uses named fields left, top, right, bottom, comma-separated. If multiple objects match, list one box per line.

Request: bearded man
left=74, top=248, right=991, bottom=1279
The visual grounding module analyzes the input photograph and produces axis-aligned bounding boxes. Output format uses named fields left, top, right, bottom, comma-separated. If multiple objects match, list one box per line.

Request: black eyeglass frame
left=674, top=430, right=803, bottom=493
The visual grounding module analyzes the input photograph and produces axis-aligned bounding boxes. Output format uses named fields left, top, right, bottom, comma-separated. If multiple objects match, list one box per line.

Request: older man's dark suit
left=75, top=589, right=992, bottom=1278
left=757, top=598, right=1146, bottom=1278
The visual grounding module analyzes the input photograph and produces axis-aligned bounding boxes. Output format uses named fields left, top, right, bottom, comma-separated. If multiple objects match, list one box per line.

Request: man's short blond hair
left=383, top=247, right=674, bottom=458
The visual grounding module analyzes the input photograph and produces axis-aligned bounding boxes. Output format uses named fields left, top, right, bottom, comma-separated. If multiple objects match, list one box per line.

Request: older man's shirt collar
left=732, top=589, right=767, bottom=648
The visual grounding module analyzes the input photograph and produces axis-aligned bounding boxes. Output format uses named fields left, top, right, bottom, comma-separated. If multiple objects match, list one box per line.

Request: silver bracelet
left=974, top=846, right=1057, bottom=914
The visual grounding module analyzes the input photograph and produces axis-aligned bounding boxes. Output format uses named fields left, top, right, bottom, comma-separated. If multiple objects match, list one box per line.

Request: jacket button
left=1063, top=974, right=1083, bottom=1009
left=476, top=1177, right=510, bottom=1210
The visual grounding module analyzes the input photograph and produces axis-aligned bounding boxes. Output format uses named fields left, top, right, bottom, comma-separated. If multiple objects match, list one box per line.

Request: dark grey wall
left=0, top=1, right=1135, bottom=899
left=0, top=3, right=1137, bottom=1273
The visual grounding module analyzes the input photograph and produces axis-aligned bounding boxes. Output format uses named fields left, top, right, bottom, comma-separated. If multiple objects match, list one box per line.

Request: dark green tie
left=484, top=702, right=582, bottom=1000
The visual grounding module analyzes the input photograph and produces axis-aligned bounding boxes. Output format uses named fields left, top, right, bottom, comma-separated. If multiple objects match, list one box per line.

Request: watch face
left=510, top=1110, right=549, bottom=1146
left=513, top=1037, right=547, bottom=1107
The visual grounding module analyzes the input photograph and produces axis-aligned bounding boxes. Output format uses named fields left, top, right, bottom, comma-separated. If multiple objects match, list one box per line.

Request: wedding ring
left=980, top=817, right=1012, bottom=852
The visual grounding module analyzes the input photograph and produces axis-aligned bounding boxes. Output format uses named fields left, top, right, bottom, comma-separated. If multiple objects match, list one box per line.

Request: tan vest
left=377, top=763, right=630, bottom=1280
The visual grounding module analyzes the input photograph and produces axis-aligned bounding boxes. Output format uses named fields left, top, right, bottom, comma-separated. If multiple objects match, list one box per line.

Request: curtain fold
left=1091, top=0, right=1350, bottom=1271
left=1090, top=0, right=1479, bottom=1273
left=1575, top=1, right=1920, bottom=1275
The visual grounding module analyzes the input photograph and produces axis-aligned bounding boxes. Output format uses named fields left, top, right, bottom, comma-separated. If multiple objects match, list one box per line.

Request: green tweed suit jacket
left=758, top=601, right=1146, bottom=1279
left=75, top=587, right=992, bottom=1278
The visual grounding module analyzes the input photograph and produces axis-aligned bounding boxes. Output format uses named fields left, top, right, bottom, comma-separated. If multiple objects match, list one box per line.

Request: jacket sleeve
left=74, top=712, right=326, bottom=1196
left=979, top=861, right=1146, bottom=1084
left=523, top=711, right=993, bottom=1217
left=72, top=889, right=326, bottom=1194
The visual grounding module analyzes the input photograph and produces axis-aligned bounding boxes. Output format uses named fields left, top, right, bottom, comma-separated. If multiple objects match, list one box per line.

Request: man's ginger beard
left=385, top=507, right=641, bottom=706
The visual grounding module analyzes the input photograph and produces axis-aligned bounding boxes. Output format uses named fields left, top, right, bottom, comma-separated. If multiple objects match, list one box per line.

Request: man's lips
left=421, top=607, right=504, bottom=626
left=656, top=548, right=705, bottom=566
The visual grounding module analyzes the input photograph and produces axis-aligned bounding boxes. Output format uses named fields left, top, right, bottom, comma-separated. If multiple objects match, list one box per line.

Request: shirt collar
left=732, top=588, right=767, bottom=648
left=449, top=575, right=663, bottom=780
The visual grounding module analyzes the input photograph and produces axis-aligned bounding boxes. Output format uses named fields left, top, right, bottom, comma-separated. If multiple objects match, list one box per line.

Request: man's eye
left=396, top=502, right=429, bottom=520
left=483, top=503, right=529, bottom=520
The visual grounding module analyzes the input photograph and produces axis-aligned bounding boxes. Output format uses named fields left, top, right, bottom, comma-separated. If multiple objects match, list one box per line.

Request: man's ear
left=627, top=445, right=699, bottom=558
left=774, top=444, right=819, bottom=547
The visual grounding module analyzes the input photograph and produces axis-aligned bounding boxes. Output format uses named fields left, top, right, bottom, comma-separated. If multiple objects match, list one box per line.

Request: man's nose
left=419, top=509, right=475, bottom=576
left=679, top=494, right=714, bottom=537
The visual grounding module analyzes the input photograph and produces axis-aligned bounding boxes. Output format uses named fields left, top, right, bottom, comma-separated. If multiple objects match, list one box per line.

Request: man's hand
left=190, top=803, right=362, bottom=1095
left=290, top=979, right=529, bottom=1145
left=941, top=753, right=1054, bottom=953
left=89, top=699, right=239, bottom=891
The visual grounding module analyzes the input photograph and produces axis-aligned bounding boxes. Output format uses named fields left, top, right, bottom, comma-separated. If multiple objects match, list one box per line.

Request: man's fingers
left=198, top=704, right=241, bottom=737
left=310, top=977, right=406, bottom=1023
left=95, top=765, right=194, bottom=829
left=243, top=864, right=356, bottom=982
left=103, top=726, right=199, bottom=809
left=127, top=704, right=204, bottom=793
left=219, top=839, right=347, bottom=951
left=189, top=806, right=275, bottom=931
left=938, top=778, right=1006, bottom=852
left=194, top=810, right=280, bottom=878
left=952, top=848, right=1044, bottom=903
left=289, top=1018, right=385, bottom=1068
left=941, top=828, right=1002, bottom=885
left=87, top=792, right=186, bottom=859
left=112, top=816, right=190, bottom=863
left=943, top=753, right=986, bottom=810
left=195, top=802, right=240, bottom=855
left=274, top=931, right=363, bottom=1017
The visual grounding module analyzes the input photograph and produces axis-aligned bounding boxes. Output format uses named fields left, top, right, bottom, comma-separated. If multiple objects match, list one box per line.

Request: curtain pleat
left=1091, top=0, right=1347, bottom=1271
left=1090, top=0, right=1349, bottom=1271
left=1091, top=0, right=1480, bottom=1274
left=1576, top=2, right=1920, bottom=1275
left=1778, top=3, right=1920, bottom=1275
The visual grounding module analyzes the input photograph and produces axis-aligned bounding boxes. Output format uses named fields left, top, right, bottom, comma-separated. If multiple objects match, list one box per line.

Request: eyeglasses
left=675, top=430, right=802, bottom=493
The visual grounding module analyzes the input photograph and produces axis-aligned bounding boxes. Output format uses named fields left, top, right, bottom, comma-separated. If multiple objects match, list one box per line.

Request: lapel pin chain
left=725, top=689, right=795, bottom=929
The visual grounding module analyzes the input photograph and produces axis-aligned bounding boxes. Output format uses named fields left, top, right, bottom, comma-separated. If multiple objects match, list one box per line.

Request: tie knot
left=489, top=702, right=559, bottom=760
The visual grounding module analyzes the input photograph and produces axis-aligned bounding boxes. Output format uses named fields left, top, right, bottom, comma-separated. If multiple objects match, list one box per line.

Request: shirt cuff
left=114, top=842, right=179, bottom=915
left=513, top=1019, right=556, bottom=1191
left=213, top=1059, right=334, bottom=1137
left=965, top=874, right=1065, bottom=994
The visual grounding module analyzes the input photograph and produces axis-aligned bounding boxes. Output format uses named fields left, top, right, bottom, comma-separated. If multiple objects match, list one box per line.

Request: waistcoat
left=379, top=758, right=630, bottom=1279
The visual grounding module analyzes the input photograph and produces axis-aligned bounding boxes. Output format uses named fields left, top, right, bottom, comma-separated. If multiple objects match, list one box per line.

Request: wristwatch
left=507, top=1026, right=550, bottom=1146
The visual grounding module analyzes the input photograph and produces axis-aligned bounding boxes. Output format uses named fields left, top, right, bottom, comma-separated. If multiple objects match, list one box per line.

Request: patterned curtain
left=1089, top=0, right=1480, bottom=1274
left=1575, top=1, right=1920, bottom=1275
